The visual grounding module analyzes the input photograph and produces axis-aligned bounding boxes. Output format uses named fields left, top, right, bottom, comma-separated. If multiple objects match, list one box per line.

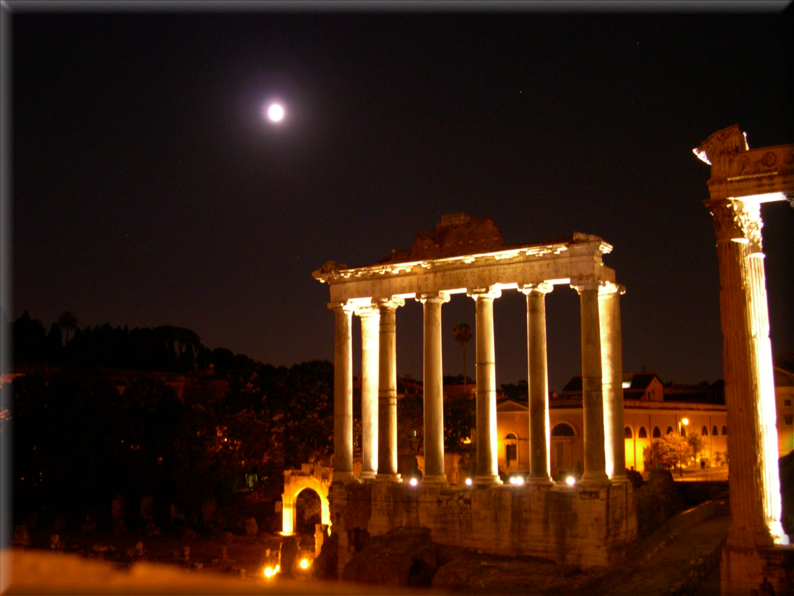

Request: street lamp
left=678, top=418, right=690, bottom=477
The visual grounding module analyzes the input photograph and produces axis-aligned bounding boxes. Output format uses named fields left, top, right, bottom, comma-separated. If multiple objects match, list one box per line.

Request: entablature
left=313, top=232, right=615, bottom=303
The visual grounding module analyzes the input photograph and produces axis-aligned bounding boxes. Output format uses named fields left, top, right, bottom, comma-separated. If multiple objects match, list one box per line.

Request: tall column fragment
left=418, top=292, right=450, bottom=483
left=707, top=198, right=783, bottom=547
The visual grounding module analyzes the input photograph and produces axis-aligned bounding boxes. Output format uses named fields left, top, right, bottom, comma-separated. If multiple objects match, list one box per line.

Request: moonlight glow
left=266, top=103, right=285, bottom=122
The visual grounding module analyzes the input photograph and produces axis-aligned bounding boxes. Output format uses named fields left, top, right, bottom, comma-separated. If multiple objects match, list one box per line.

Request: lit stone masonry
left=694, top=125, right=794, bottom=596
left=313, top=214, right=634, bottom=574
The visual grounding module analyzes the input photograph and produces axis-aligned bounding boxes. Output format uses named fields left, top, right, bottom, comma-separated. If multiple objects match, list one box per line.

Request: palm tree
left=452, top=323, right=473, bottom=397
left=57, top=311, right=78, bottom=345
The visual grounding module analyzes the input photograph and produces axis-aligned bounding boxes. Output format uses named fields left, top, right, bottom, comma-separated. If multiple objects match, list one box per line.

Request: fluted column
left=330, top=301, right=356, bottom=484
left=521, top=283, right=554, bottom=485
left=469, top=287, right=502, bottom=486
left=418, top=292, right=450, bottom=483
left=707, top=198, right=783, bottom=547
left=357, top=305, right=380, bottom=480
left=376, top=298, right=404, bottom=482
left=571, top=279, right=609, bottom=486
left=599, top=282, right=627, bottom=483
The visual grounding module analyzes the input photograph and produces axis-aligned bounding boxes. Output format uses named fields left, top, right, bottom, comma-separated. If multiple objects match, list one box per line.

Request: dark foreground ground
left=4, top=499, right=732, bottom=595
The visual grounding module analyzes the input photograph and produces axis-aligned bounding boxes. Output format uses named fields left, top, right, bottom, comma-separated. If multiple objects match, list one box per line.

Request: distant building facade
left=496, top=371, right=730, bottom=477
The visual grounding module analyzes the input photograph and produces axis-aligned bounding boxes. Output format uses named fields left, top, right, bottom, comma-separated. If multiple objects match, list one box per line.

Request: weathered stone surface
left=311, top=529, right=338, bottom=581
left=244, top=517, right=258, bottom=536
left=633, top=469, right=684, bottom=538
left=342, top=527, right=436, bottom=586
left=361, top=480, right=636, bottom=568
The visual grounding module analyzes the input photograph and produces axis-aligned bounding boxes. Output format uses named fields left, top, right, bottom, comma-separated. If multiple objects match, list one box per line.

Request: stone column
left=357, top=305, right=380, bottom=480
left=418, top=292, right=450, bottom=483
left=521, top=283, right=554, bottom=485
left=469, top=287, right=502, bottom=486
left=707, top=198, right=783, bottom=548
left=376, top=298, right=404, bottom=482
left=599, top=282, right=628, bottom=483
left=571, top=279, right=609, bottom=486
left=330, top=301, right=356, bottom=484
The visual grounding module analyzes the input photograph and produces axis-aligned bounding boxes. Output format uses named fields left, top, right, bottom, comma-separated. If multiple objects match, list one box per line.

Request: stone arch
left=551, top=422, right=577, bottom=437
left=281, top=474, right=331, bottom=535
left=653, top=426, right=662, bottom=438
left=624, top=426, right=633, bottom=439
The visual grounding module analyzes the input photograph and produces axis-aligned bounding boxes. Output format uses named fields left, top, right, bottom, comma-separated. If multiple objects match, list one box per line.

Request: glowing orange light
left=565, top=476, right=576, bottom=486
left=299, top=558, right=311, bottom=570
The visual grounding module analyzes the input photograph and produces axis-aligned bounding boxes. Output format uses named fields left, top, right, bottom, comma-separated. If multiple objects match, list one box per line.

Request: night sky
left=9, top=5, right=793, bottom=392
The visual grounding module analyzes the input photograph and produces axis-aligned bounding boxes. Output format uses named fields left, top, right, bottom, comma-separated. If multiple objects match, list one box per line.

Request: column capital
left=375, top=297, right=406, bottom=310
left=598, top=282, right=626, bottom=297
left=355, top=304, right=381, bottom=318
left=519, top=282, right=554, bottom=296
left=328, top=301, right=357, bottom=313
left=416, top=291, right=450, bottom=304
left=467, top=286, right=502, bottom=300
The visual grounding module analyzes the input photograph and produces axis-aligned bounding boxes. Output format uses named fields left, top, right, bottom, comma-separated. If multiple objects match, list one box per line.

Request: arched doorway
left=551, top=422, right=577, bottom=479
left=295, top=488, right=322, bottom=535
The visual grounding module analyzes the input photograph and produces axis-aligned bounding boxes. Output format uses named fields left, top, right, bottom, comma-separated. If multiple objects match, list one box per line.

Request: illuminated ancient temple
left=313, top=213, right=636, bottom=572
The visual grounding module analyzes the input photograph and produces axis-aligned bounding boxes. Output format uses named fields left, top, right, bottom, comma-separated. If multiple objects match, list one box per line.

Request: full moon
left=266, top=103, right=285, bottom=123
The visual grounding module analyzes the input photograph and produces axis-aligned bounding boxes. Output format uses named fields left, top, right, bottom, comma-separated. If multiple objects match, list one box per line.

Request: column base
left=528, top=476, right=555, bottom=486
left=333, top=471, right=356, bottom=484
left=358, top=471, right=377, bottom=481
left=422, top=475, right=448, bottom=484
left=609, top=474, right=630, bottom=484
left=579, top=470, right=610, bottom=487
left=375, top=473, right=402, bottom=483
left=473, top=475, right=503, bottom=487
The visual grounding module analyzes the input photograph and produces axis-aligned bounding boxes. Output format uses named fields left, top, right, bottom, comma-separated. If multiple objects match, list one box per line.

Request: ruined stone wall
left=359, top=481, right=636, bottom=568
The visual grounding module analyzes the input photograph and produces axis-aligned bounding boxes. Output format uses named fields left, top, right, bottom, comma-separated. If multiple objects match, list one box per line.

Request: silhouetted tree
left=444, top=397, right=474, bottom=451
left=13, top=311, right=47, bottom=363
left=57, top=311, right=78, bottom=345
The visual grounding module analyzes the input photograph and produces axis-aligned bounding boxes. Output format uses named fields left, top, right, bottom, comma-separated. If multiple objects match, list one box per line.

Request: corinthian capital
left=708, top=199, right=763, bottom=253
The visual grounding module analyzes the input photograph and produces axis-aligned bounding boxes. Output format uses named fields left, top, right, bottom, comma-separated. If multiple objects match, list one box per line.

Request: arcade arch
left=281, top=466, right=331, bottom=535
